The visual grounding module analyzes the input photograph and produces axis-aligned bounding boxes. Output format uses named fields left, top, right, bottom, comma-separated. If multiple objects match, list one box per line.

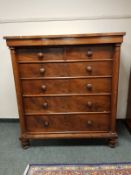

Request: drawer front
left=22, top=78, right=111, bottom=95
left=19, top=61, right=112, bottom=78
left=17, top=47, right=64, bottom=61
left=24, top=96, right=110, bottom=113
left=25, top=114, right=110, bottom=132
left=66, top=45, right=113, bottom=60
left=17, top=45, right=113, bottom=62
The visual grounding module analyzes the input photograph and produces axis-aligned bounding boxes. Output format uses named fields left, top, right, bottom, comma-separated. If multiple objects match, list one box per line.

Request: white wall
left=0, top=0, right=131, bottom=118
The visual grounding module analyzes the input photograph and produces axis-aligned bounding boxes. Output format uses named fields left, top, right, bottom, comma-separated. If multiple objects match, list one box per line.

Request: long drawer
left=17, top=45, right=113, bottom=62
left=25, top=114, right=110, bottom=132
left=19, top=61, right=112, bottom=78
left=23, top=96, right=111, bottom=113
left=22, top=78, right=112, bottom=95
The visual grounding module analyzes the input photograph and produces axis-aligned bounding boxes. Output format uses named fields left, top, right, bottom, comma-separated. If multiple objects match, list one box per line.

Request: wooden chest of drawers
left=4, top=33, right=125, bottom=148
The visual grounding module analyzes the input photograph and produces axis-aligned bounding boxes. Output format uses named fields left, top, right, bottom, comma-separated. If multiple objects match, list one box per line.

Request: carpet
left=23, top=163, right=131, bottom=175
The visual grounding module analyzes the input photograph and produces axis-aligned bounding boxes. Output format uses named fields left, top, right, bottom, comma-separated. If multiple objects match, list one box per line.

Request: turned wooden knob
left=41, top=85, right=47, bottom=91
left=38, top=52, right=44, bottom=59
left=44, top=121, right=49, bottom=127
left=87, top=101, right=93, bottom=108
left=43, top=102, right=48, bottom=108
left=40, top=68, right=45, bottom=73
left=86, top=66, right=92, bottom=72
left=86, top=84, right=93, bottom=90
left=87, top=120, right=93, bottom=126
left=87, top=49, right=93, bottom=57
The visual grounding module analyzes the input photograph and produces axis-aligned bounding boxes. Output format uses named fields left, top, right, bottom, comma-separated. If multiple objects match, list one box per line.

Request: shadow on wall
left=117, top=48, right=130, bottom=119
left=126, top=66, right=131, bottom=123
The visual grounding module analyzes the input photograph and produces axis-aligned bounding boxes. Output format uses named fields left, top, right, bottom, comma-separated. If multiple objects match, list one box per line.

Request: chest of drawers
left=4, top=33, right=125, bottom=148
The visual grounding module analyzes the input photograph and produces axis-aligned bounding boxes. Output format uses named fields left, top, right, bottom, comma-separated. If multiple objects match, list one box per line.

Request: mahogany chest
left=4, top=33, right=125, bottom=148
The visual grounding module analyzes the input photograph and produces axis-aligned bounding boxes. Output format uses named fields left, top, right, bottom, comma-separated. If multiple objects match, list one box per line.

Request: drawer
left=19, top=61, right=112, bottom=78
left=22, top=78, right=112, bottom=95
left=24, top=96, right=110, bottom=113
left=66, top=45, right=113, bottom=60
left=17, top=47, right=64, bottom=61
left=25, top=114, right=110, bottom=132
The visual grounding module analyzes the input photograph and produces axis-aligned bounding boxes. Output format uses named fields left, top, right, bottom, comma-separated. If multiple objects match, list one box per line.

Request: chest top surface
left=4, top=32, right=125, bottom=47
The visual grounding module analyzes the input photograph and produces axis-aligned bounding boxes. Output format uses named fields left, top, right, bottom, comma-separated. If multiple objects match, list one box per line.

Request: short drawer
left=17, top=47, right=64, bottom=61
left=66, top=45, right=113, bottom=60
left=22, top=78, right=112, bottom=95
left=23, top=96, right=111, bottom=113
left=19, top=61, right=112, bottom=78
left=25, top=114, right=110, bottom=132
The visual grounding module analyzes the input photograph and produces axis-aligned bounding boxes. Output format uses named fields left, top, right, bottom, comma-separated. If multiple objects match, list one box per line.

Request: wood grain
left=19, top=61, right=112, bottom=78
left=21, top=78, right=112, bottom=95
left=25, top=114, right=110, bottom=132
left=23, top=96, right=111, bottom=113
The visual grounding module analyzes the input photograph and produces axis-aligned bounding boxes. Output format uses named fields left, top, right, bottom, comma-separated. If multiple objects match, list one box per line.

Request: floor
left=0, top=120, right=131, bottom=175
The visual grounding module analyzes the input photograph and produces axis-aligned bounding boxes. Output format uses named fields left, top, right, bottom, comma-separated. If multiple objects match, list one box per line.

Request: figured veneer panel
left=25, top=114, right=110, bottom=132
left=19, top=61, right=112, bottom=78
left=66, top=45, right=113, bottom=60
left=23, top=95, right=111, bottom=113
left=21, top=78, right=112, bottom=95
left=17, top=47, right=65, bottom=61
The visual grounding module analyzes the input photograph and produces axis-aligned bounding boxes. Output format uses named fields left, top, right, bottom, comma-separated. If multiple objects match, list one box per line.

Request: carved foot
left=108, top=138, right=117, bottom=148
left=19, top=138, right=30, bottom=149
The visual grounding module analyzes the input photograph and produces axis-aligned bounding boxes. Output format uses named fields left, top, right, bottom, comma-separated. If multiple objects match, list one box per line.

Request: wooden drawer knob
left=38, top=52, right=44, bottom=59
left=41, top=85, right=47, bottom=91
left=43, top=102, right=48, bottom=108
left=87, top=120, right=93, bottom=126
left=86, top=84, right=93, bottom=90
left=87, top=101, right=93, bottom=107
left=44, top=121, right=49, bottom=127
left=86, top=66, right=92, bottom=72
left=87, top=50, right=93, bottom=57
left=40, top=68, right=45, bottom=73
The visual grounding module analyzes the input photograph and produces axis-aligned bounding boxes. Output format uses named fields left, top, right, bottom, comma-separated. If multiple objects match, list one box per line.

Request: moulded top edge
left=3, top=32, right=126, bottom=40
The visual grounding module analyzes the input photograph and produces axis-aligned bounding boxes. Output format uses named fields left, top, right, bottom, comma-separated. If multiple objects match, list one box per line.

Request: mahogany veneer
left=4, top=33, right=125, bottom=148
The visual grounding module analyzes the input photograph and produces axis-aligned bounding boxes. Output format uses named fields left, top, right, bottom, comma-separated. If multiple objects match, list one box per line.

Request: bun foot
left=19, top=138, right=30, bottom=149
left=108, top=138, right=117, bottom=148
